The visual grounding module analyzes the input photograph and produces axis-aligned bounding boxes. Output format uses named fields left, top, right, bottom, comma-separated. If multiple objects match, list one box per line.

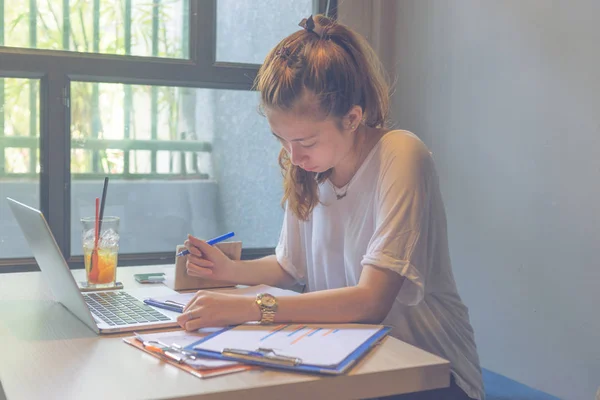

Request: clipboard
left=122, top=335, right=253, bottom=379
left=183, top=324, right=392, bottom=375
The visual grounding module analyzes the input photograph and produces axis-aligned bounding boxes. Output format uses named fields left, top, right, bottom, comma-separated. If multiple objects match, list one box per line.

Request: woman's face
left=265, top=108, right=356, bottom=173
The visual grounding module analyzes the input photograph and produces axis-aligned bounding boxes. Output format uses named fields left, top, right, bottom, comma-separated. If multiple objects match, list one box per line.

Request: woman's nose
left=289, top=145, right=306, bottom=166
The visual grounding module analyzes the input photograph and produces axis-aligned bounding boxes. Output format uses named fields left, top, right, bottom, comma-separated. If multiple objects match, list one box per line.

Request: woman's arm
left=178, top=264, right=405, bottom=330
left=270, top=265, right=404, bottom=324
left=230, top=255, right=297, bottom=288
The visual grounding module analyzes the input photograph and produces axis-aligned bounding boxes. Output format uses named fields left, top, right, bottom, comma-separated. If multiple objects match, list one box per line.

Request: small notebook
left=184, top=323, right=391, bottom=375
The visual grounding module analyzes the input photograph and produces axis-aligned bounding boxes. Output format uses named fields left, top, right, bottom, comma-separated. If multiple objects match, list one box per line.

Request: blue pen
left=176, top=231, right=235, bottom=257
left=144, top=299, right=184, bottom=313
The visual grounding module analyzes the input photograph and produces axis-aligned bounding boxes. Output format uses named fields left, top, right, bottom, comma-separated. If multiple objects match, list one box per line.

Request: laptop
left=7, top=197, right=181, bottom=334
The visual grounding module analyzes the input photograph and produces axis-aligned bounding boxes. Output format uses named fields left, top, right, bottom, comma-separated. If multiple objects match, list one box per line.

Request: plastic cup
left=81, top=216, right=120, bottom=289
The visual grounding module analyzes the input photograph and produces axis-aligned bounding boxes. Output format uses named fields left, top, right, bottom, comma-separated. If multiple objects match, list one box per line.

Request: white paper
left=193, top=324, right=384, bottom=367
left=137, top=328, right=220, bottom=347
left=150, top=284, right=301, bottom=308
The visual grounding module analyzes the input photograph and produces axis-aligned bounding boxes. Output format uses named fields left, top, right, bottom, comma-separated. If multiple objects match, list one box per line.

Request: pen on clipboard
left=176, top=231, right=235, bottom=257
left=143, top=298, right=184, bottom=313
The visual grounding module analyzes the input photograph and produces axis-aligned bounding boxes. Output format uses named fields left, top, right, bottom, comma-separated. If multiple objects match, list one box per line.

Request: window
left=69, top=83, right=282, bottom=255
left=3, top=0, right=188, bottom=58
left=0, top=78, right=41, bottom=259
left=0, top=0, right=335, bottom=269
left=216, top=0, right=313, bottom=64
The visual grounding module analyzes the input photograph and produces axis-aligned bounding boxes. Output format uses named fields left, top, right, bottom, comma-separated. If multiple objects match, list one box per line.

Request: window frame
left=0, top=0, right=337, bottom=270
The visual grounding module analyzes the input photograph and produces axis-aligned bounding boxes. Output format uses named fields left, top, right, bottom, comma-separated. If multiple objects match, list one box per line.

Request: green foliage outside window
left=1, top=0, right=194, bottom=178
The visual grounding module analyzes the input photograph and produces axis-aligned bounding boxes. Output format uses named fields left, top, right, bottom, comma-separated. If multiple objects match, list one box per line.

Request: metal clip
left=136, top=336, right=196, bottom=364
left=222, top=347, right=301, bottom=366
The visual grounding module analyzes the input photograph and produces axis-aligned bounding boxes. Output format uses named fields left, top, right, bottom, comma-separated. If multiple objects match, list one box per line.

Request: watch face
left=260, top=294, right=277, bottom=307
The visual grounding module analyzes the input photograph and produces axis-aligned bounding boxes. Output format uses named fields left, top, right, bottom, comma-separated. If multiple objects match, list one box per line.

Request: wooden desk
left=0, top=266, right=449, bottom=400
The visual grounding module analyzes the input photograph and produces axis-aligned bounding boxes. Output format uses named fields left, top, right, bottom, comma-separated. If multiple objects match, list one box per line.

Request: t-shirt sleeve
left=275, top=204, right=307, bottom=285
left=361, top=137, right=434, bottom=306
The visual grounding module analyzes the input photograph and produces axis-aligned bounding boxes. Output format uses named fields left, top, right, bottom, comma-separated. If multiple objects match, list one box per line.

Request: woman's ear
left=344, top=105, right=364, bottom=131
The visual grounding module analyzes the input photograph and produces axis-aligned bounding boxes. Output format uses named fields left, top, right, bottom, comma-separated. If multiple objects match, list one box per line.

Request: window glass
left=0, top=78, right=41, bottom=258
left=1, top=0, right=188, bottom=58
left=216, top=0, right=313, bottom=64
left=70, top=82, right=283, bottom=255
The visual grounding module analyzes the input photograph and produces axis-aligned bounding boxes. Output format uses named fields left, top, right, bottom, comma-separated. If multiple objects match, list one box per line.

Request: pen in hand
left=176, top=231, right=235, bottom=257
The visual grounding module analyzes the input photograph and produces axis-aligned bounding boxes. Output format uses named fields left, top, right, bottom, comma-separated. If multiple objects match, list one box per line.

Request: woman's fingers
left=184, top=318, right=205, bottom=331
left=187, top=255, right=214, bottom=268
left=177, top=311, right=195, bottom=329
left=186, top=259, right=214, bottom=277
left=184, top=239, right=203, bottom=257
left=182, top=296, right=197, bottom=313
left=188, top=235, right=219, bottom=258
left=183, top=292, right=206, bottom=312
left=177, top=307, right=206, bottom=330
left=186, top=266, right=213, bottom=277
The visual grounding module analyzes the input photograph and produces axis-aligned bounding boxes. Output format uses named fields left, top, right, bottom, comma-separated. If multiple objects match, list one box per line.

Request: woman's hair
left=254, top=14, right=390, bottom=221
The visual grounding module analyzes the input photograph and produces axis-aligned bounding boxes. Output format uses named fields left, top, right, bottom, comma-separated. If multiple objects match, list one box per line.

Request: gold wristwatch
left=255, top=293, right=278, bottom=324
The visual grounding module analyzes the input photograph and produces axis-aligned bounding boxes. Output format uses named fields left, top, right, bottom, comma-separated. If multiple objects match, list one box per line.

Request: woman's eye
left=301, top=142, right=316, bottom=148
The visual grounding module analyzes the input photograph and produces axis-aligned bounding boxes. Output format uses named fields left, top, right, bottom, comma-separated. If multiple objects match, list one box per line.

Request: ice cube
left=100, top=229, right=120, bottom=248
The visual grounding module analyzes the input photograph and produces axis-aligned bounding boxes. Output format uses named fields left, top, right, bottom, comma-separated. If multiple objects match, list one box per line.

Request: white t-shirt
left=276, top=130, right=484, bottom=400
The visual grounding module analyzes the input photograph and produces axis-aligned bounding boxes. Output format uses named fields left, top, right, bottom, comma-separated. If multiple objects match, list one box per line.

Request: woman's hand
left=184, top=234, right=236, bottom=282
left=177, top=291, right=260, bottom=330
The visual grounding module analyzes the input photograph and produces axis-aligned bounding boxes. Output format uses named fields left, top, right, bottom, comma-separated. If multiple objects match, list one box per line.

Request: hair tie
left=298, top=15, right=328, bottom=39
left=275, top=46, right=292, bottom=61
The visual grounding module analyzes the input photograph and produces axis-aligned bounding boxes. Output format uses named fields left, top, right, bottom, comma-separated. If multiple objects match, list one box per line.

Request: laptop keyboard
left=83, top=291, right=172, bottom=326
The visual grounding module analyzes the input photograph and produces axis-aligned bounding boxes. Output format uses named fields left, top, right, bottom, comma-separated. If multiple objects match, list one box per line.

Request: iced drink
left=81, top=216, right=120, bottom=289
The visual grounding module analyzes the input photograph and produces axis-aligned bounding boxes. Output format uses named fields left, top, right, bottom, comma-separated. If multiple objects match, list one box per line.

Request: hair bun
left=299, top=15, right=329, bottom=39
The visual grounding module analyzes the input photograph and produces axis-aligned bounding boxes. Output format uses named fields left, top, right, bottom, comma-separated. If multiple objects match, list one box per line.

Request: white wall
left=340, top=1, right=600, bottom=399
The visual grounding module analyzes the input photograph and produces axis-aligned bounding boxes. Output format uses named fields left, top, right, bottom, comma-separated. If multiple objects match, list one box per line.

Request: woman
left=178, top=15, right=484, bottom=400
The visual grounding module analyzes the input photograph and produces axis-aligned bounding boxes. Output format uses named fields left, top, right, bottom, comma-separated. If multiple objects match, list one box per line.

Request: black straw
left=97, top=177, right=109, bottom=232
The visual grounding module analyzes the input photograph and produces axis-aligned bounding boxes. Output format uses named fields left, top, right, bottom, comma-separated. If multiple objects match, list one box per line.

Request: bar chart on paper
left=193, top=324, right=386, bottom=367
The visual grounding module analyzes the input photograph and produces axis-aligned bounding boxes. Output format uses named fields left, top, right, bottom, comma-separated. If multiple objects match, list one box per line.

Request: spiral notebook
left=184, top=323, right=391, bottom=375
